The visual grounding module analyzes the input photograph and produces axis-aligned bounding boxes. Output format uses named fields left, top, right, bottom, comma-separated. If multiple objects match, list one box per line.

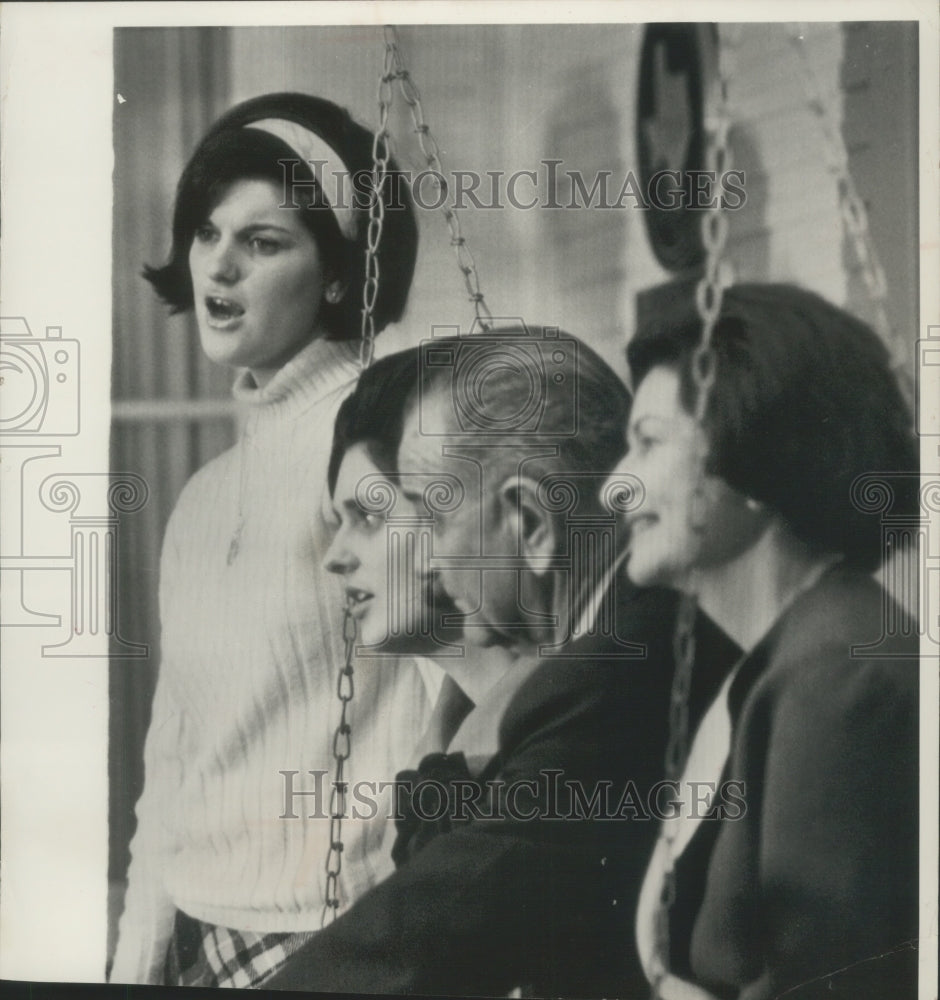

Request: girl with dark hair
left=608, top=283, right=919, bottom=999
left=111, top=93, right=431, bottom=987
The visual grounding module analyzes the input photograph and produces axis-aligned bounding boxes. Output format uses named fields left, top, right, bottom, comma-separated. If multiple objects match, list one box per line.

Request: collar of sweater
left=231, top=336, right=359, bottom=417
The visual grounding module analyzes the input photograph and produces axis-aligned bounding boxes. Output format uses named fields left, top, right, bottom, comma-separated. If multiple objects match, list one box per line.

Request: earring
left=745, top=497, right=762, bottom=512
left=326, top=286, right=342, bottom=304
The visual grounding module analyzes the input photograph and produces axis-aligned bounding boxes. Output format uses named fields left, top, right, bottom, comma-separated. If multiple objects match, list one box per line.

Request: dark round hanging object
left=636, top=23, right=718, bottom=273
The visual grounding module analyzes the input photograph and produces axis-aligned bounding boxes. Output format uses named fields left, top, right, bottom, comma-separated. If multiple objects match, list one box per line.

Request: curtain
left=108, top=26, right=234, bottom=963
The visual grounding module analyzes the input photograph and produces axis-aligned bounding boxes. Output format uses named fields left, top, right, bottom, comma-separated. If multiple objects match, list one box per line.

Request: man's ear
left=496, top=476, right=556, bottom=577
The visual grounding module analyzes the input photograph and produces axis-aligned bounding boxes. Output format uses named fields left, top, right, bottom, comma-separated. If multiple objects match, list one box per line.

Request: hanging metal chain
left=321, top=604, right=357, bottom=927
left=360, top=25, right=494, bottom=366
left=691, top=22, right=740, bottom=420
left=787, top=25, right=903, bottom=386
left=359, top=38, right=397, bottom=370
left=338, top=40, right=395, bottom=920
left=338, top=22, right=497, bottom=925
left=650, top=24, right=738, bottom=1000
left=379, top=25, right=494, bottom=331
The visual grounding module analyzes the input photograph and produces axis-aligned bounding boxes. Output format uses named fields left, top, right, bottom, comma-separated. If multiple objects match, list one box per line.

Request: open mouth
left=205, top=296, right=245, bottom=321
left=346, top=587, right=374, bottom=608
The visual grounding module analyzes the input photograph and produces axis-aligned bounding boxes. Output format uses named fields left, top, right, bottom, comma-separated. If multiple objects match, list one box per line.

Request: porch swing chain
left=321, top=606, right=357, bottom=927
left=326, top=25, right=496, bottom=925
left=359, top=38, right=396, bottom=370
left=379, top=25, right=494, bottom=336
left=651, top=23, right=740, bottom=1000
left=322, top=38, right=397, bottom=928
left=788, top=25, right=905, bottom=391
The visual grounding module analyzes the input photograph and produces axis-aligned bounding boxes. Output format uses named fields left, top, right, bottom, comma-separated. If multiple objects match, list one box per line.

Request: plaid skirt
left=164, top=908, right=317, bottom=988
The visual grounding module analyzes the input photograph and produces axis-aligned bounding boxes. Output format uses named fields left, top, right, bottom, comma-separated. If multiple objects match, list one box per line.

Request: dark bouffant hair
left=145, top=92, right=418, bottom=340
left=627, top=282, right=917, bottom=572
left=327, top=347, right=423, bottom=495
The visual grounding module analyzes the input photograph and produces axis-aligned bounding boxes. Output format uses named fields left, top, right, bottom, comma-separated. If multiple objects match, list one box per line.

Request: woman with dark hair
left=144, top=91, right=416, bottom=340
left=111, top=93, right=430, bottom=987
left=608, top=283, right=919, bottom=999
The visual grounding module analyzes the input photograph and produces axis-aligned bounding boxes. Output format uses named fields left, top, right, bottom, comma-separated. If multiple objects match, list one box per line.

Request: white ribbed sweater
left=111, top=338, right=436, bottom=984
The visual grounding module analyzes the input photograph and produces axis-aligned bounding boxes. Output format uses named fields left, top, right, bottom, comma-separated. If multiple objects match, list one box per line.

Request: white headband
left=245, top=117, right=357, bottom=240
